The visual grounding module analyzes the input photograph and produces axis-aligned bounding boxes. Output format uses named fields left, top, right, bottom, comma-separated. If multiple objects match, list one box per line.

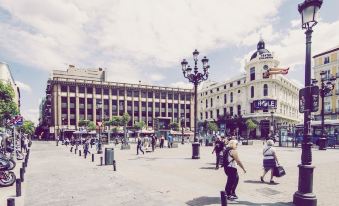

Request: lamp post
left=294, top=1, right=323, bottom=205
left=181, top=49, right=209, bottom=159
left=97, top=100, right=103, bottom=154
left=181, top=114, right=185, bottom=145
left=61, top=117, right=66, bottom=141
left=313, top=73, right=336, bottom=150
left=270, top=111, right=274, bottom=138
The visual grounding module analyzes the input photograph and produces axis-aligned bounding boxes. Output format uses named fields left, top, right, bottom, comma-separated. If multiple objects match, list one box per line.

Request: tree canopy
left=20, top=120, right=35, bottom=135
left=169, top=122, right=180, bottom=131
left=0, top=82, right=19, bottom=126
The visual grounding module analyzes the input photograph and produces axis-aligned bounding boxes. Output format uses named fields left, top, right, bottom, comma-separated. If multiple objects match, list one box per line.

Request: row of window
left=201, top=105, right=242, bottom=120
left=60, top=85, right=191, bottom=100
left=200, top=80, right=245, bottom=97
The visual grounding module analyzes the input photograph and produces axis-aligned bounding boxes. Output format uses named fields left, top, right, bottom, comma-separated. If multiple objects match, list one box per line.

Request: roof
left=313, top=45, right=339, bottom=58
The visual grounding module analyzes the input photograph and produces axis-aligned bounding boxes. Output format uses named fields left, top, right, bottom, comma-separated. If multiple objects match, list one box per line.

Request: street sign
left=253, top=99, right=277, bottom=110
left=97, top=122, right=102, bottom=127
left=10, top=115, right=23, bottom=126
left=299, top=86, right=319, bottom=113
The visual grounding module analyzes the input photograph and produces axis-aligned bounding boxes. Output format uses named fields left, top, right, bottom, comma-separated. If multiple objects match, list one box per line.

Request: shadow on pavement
left=244, top=180, right=280, bottom=185
left=228, top=201, right=293, bottom=206
left=186, top=196, right=220, bottom=206
left=199, top=166, right=217, bottom=170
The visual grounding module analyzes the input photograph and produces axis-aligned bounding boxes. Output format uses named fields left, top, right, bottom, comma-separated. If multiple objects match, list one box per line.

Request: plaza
left=1, top=141, right=338, bottom=206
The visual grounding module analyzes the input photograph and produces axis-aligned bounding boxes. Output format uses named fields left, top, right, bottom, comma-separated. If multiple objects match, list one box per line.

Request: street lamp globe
left=193, top=49, right=199, bottom=61
left=181, top=59, right=188, bottom=71
left=298, top=0, right=323, bottom=29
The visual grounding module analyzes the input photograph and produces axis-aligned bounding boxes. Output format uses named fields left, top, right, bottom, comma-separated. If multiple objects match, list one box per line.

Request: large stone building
left=313, top=45, right=339, bottom=120
left=198, top=39, right=301, bottom=138
left=0, top=62, right=20, bottom=110
left=40, top=65, right=194, bottom=139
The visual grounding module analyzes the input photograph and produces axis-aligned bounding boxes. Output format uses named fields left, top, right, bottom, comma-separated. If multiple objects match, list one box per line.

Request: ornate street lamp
left=181, top=49, right=209, bottom=159
left=294, top=0, right=323, bottom=205
left=314, top=73, right=336, bottom=150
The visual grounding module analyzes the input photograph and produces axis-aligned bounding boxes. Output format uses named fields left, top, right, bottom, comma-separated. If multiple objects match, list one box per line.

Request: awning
left=170, top=130, right=194, bottom=136
left=139, top=129, right=154, bottom=134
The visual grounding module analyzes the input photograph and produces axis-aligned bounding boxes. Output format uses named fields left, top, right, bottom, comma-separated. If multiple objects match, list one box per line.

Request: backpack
left=222, top=147, right=234, bottom=167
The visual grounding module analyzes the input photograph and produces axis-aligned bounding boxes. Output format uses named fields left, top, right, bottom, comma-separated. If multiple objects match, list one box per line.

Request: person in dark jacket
left=212, top=136, right=225, bottom=169
left=151, top=135, right=156, bottom=152
left=137, top=136, right=144, bottom=155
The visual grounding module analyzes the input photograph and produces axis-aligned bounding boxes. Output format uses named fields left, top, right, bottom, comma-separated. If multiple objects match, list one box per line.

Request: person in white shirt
left=260, top=139, right=279, bottom=183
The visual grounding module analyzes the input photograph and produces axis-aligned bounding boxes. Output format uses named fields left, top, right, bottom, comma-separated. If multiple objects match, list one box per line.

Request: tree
left=78, top=120, right=96, bottom=131
left=0, top=82, right=19, bottom=126
left=20, top=120, right=35, bottom=135
left=207, top=122, right=218, bottom=133
left=134, top=121, right=146, bottom=130
left=246, top=119, right=258, bottom=138
left=169, top=122, right=180, bottom=131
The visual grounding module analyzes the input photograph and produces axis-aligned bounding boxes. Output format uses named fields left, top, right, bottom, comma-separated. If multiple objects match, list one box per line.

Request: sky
left=0, top=0, right=338, bottom=124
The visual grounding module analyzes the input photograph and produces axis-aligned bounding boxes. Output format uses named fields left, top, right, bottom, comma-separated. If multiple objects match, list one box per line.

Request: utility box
left=105, top=148, right=114, bottom=165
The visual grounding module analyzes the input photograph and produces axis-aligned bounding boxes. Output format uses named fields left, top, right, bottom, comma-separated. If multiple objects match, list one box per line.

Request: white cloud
left=169, top=81, right=193, bottom=89
left=149, top=74, right=165, bottom=82
left=0, top=0, right=284, bottom=79
left=16, top=81, right=32, bottom=92
left=21, top=109, right=39, bottom=125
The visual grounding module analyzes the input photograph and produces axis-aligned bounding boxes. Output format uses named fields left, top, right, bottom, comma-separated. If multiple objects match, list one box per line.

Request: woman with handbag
left=260, top=139, right=279, bottom=183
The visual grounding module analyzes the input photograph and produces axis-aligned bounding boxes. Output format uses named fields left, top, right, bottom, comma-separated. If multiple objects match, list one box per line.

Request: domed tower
left=245, top=38, right=279, bottom=83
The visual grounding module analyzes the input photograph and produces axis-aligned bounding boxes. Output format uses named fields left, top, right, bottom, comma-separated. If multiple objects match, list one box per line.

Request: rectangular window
left=119, top=90, right=125, bottom=96
left=69, top=86, right=76, bottom=93
left=103, top=88, right=109, bottom=95
left=216, top=109, right=219, bottom=117
left=224, top=108, right=227, bottom=115
left=206, top=99, right=208, bottom=108
left=210, top=98, right=213, bottom=107
left=79, top=86, right=85, bottom=93
left=148, top=91, right=153, bottom=98
left=224, top=85, right=226, bottom=89
left=324, top=56, right=330, bottom=64
left=230, top=107, right=233, bottom=116
left=168, top=93, right=173, bottom=99
left=210, top=111, right=213, bottom=119
left=237, top=80, right=240, bottom=85
left=112, top=89, right=117, bottom=96
left=127, top=90, right=132, bottom=97
left=95, top=88, right=102, bottom=94
left=224, top=94, right=227, bottom=104
left=61, top=85, right=67, bottom=92
left=133, top=90, right=139, bottom=97
left=237, top=105, right=241, bottom=116
left=217, top=88, right=219, bottom=91
left=251, top=103, right=254, bottom=113
left=250, top=67, right=255, bottom=81
left=161, top=92, right=166, bottom=99
left=87, top=87, right=93, bottom=94
left=205, top=112, right=208, bottom=119
left=230, top=83, right=233, bottom=87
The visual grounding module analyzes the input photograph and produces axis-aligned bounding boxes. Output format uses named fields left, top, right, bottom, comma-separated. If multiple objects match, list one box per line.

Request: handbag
left=273, top=165, right=286, bottom=177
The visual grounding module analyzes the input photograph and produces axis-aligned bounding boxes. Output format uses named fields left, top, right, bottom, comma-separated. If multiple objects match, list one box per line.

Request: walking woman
left=260, top=139, right=279, bottom=183
left=224, top=140, right=246, bottom=200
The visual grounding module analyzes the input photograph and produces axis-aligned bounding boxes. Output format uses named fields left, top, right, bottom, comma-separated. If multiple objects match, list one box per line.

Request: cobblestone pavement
left=10, top=141, right=339, bottom=206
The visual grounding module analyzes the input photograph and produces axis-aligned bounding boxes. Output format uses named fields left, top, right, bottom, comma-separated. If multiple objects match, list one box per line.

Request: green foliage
left=78, top=120, right=96, bottom=131
left=169, top=122, right=180, bottom=131
left=20, top=120, right=35, bottom=135
left=0, top=82, right=18, bottom=125
left=207, top=122, right=218, bottom=132
left=134, top=121, right=146, bottom=130
left=121, top=113, right=130, bottom=125
left=246, top=119, right=257, bottom=130
left=110, top=116, right=122, bottom=126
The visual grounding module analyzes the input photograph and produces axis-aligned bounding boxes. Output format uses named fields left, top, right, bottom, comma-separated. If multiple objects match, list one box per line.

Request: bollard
left=20, top=168, right=24, bottom=182
left=92, top=154, right=94, bottom=162
left=75, top=149, right=77, bottom=154
left=113, top=160, right=116, bottom=171
left=220, top=191, right=227, bottom=206
left=70, top=147, right=73, bottom=152
left=100, top=157, right=103, bottom=166
left=16, top=179, right=21, bottom=197
left=7, top=198, right=15, bottom=206
left=79, top=150, right=81, bottom=157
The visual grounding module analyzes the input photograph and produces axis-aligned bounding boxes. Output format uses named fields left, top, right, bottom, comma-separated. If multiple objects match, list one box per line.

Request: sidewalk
left=17, top=141, right=339, bottom=206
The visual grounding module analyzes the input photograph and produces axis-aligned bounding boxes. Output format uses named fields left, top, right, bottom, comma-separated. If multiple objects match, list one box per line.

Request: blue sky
left=0, top=0, right=338, bottom=124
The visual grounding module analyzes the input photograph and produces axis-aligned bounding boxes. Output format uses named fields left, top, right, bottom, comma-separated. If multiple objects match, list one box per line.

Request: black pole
left=16, top=178, right=21, bottom=197
left=293, top=28, right=317, bottom=206
left=20, top=168, right=24, bottom=182
left=7, top=198, right=15, bottom=206
left=220, top=191, right=227, bottom=206
left=92, top=154, right=94, bottom=162
left=319, top=80, right=326, bottom=150
left=194, top=83, right=198, bottom=142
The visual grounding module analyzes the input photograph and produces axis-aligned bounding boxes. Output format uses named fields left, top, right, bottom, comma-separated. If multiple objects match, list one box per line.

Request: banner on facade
left=253, top=99, right=277, bottom=110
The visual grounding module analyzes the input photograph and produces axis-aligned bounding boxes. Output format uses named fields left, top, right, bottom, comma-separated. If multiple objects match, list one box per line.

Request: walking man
left=136, top=136, right=144, bottom=155
left=151, top=135, right=156, bottom=152
left=160, top=135, right=165, bottom=148
left=212, top=136, right=224, bottom=169
left=56, top=135, right=60, bottom=146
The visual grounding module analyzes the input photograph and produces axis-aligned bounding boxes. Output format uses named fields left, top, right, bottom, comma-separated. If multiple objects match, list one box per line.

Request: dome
left=250, top=39, right=271, bottom=60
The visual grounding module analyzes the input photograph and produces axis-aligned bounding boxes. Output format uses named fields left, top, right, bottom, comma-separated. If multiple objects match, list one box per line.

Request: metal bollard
left=70, top=147, right=73, bottom=152
left=100, top=157, right=103, bottom=166
left=220, top=191, right=227, bottom=206
left=79, top=150, right=81, bottom=157
left=16, top=179, right=21, bottom=197
left=92, top=154, right=94, bottom=162
left=7, top=198, right=15, bottom=206
left=75, top=149, right=77, bottom=154
left=20, top=168, right=24, bottom=182
left=113, top=160, right=116, bottom=171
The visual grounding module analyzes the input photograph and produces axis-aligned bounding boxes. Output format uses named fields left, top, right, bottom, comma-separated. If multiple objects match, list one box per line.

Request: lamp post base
left=293, top=164, right=317, bottom=206
left=318, top=138, right=327, bottom=150
left=192, top=142, right=200, bottom=159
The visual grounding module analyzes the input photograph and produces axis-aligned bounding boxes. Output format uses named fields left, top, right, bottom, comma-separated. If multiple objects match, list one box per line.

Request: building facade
left=41, top=65, right=194, bottom=139
left=313, top=45, right=339, bottom=120
left=0, top=62, right=20, bottom=110
left=198, top=39, right=301, bottom=137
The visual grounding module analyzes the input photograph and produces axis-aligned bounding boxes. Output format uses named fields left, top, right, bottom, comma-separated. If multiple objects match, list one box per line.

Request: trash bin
left=192, top=142, right=200, bottom=159
left=105, top=148, right=114, bottom=165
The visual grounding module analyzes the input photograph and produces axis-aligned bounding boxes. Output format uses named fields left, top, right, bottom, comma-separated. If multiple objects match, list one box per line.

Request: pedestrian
left=83, top=138, right=90, bottom=158
left=199, top=138, right=203, bottom=146
left=212, top=136, right=224, bottom=169
left=56, top=135, right=60, bottom=146
left=167, top=135, right=173, bottom=148
left=151, top=135, right=156, bottom=152
left=160, top=135, right=165, bottom=148
left=23, top=135, right=29, bottom=153
left=223, top=140, right=246, bottom=200
left=260, top=139, right=280, bottom=184
left=136, top=136, right=144, bottom=155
